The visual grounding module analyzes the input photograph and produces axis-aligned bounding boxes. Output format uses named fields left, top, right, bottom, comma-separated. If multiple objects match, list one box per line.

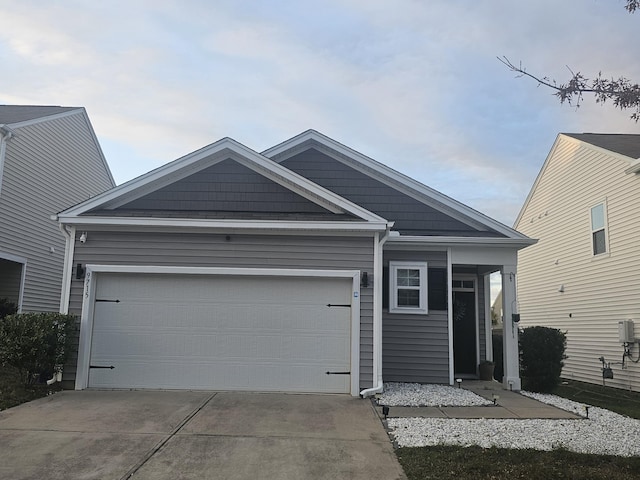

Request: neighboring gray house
left=0, top=106, right=114, bottom=313
left=56, top=130, right=534, bottom=395
left=516, top=133, right=640, bottom=392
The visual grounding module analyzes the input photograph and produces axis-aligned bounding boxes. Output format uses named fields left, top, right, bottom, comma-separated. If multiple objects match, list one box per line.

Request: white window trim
left=389, top=261, right=428, bottom=314
left=590, top=201, right=609, bottom=257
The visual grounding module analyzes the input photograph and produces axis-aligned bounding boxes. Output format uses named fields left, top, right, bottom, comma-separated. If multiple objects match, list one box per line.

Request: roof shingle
left=564, top=133, right=640, bottom=159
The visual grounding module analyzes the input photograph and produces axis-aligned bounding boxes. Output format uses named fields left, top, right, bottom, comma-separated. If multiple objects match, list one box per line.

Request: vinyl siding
left=66, top=231, right=375, bottom=389
left=0, top=111, right=114, bottom=312
left=116, top=159, right=335, bottom=215
left=516, top=135, right=640, bottom=392
left=382, top=250, right=450, bottom=383
left=281, top=148, right=504, bottom=237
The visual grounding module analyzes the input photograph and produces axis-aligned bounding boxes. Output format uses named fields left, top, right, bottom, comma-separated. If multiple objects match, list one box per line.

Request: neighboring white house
left=515, top=133, right=640, bottom=392
left=0, top=105, right=115, bottom=313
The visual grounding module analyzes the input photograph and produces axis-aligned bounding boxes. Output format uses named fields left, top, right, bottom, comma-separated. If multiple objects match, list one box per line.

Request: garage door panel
left=89, top=359, right=350, bottom=392
left=89, top=273, right=353, bottom=393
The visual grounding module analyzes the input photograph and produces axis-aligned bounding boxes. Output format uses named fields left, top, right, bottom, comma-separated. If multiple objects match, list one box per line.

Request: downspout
left=48, top=221, right=75, bottom=386
left=57, top=221, right=76, bottom=314
left=360, top=223, right=392, bottom=398
left=0, top=125, right=14, bottom=196
left=447, top=247, right=454, bottom=385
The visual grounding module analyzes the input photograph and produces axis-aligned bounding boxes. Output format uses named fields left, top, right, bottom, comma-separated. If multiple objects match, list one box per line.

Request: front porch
left=381, top=236, right=529, bottom=391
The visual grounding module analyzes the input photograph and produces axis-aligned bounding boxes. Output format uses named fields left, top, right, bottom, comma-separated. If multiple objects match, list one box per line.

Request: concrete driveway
left=0, top=390, right=406, bottom=480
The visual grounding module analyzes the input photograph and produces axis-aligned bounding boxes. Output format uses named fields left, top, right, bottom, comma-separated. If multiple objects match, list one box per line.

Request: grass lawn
left=397, top=445, right=640, bottom=480
left=553, top=379, right=640, bottom=419
left=0, top=365, right=63, bottom=411
left=395, top=380, right=640, bottom=480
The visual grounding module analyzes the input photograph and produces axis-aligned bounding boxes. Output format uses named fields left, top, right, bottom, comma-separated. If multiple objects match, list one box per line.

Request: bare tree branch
left=625, top=0, right=639, bottom=13
left=498, top=56, right=640, bottom=122
left=498, top=1, right=639, bottom=121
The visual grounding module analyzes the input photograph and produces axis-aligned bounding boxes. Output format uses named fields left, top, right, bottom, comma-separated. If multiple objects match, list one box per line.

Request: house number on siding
left=84, top=271, right=91, bottom=299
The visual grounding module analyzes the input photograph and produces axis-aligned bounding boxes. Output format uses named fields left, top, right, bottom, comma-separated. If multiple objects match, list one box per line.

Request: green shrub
left=0, top=298, right=17, bottom=320
left=520, top=326, right=567, bottom=392
left=0, top=312, right=76, bottom=385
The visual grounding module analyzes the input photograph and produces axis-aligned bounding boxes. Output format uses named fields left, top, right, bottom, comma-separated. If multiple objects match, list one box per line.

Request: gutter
left=55, top=215, right=389, bottom=232
left=359, top=224, right=393, bottom=398
left=385, top=234, right=537, bottom=249
left=625, top=158, right=640, bottom=175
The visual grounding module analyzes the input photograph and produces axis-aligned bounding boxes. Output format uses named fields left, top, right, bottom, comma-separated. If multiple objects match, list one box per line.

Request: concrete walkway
left=377, top=381, right=580, bottom=419
left=0, top=391, right=406, bottom=480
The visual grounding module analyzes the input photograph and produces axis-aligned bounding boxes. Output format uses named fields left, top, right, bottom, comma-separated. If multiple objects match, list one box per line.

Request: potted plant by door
left=479, top=360, right=495, bottom=381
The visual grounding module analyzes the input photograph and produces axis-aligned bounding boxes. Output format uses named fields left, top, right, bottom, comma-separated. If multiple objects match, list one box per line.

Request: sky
left=1, top=0, right=639, bottom=227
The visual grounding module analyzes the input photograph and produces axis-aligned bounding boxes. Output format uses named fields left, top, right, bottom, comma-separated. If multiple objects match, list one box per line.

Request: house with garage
left=515, top=133, right=640, bottom=392
left=0, top=105, right=114, bottom=313
left=55, top=130, right=534, bottom=396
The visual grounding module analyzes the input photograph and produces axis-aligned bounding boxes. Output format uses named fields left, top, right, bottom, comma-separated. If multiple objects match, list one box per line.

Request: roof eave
left=386, top=235, right=537, bottom=250
left=56, top=215, right=390, bottom=233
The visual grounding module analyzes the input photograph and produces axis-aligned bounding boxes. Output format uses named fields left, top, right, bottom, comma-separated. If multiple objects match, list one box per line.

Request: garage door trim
left=76, top=265, right=361, bottom=395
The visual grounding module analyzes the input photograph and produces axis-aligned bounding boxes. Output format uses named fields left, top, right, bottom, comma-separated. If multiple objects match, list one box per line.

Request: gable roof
left=264, top=129, right=529, bottom=240
left=57, top=136, right=389, bottom=232
left=0, top=105, right=115, bottom=188
left=515, top=133, right=640, bottom=228
left=563, top=133, right=640, bottom=160
left=0, top=105, right=80, bottom=126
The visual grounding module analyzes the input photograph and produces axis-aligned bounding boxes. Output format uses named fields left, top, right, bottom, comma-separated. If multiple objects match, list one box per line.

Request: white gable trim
left=5, top=108, right=83, bottom=129
left=514, top=134, right=563, bottom=228
left=264, top=130, right=528, bottom=239
left=58, top=137, right=386, bottom=224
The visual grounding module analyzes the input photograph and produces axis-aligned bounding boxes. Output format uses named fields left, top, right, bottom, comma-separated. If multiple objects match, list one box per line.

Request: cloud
left=0, top=0, right=638, bottom=224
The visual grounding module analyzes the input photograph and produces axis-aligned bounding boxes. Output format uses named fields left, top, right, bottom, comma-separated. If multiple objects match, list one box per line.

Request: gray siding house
left=0, top=106, right=114, bottom=313
left=516, top=133, right=640, bottom=392
left=56, top=130, right=534, bottom=395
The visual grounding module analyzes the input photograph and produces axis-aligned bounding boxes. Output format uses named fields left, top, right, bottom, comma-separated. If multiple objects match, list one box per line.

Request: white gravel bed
left=385, top=383, right=640, bottom=456
left=377, top=382, right=492, bottom=407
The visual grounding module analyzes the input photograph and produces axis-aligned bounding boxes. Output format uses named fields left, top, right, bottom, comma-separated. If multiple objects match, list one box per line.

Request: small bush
left=520, top=326, right=567, bottom=392
left=0, top=298, right=17, bottom=320
left=0, top=312, right=76, bottom=385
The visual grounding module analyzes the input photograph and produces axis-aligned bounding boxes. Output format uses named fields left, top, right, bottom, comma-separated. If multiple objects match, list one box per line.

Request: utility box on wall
left=618, top=320, right=635, bottom=343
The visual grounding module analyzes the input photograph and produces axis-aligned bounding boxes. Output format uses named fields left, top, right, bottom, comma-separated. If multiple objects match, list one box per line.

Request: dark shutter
left=428, top=268, right=447, bottom=311
left=382, top=266, right=389, bottom=309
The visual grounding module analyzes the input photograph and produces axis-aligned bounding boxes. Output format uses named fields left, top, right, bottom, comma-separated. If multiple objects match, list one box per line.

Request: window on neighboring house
left=590, top=202, right=608, bottom=256
left=389, top=261, right=428, bottom=314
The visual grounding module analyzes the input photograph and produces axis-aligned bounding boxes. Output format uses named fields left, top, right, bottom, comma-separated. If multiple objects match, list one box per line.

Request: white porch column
left=501, top=264, right=521, bottom=391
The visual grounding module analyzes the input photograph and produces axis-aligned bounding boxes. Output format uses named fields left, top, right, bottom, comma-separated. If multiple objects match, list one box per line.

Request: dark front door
left=453, top=290, right=477, bottom=376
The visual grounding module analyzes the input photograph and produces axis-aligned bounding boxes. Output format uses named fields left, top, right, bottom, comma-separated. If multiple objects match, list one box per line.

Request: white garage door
left=88, top=273, right=353, bottom=393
